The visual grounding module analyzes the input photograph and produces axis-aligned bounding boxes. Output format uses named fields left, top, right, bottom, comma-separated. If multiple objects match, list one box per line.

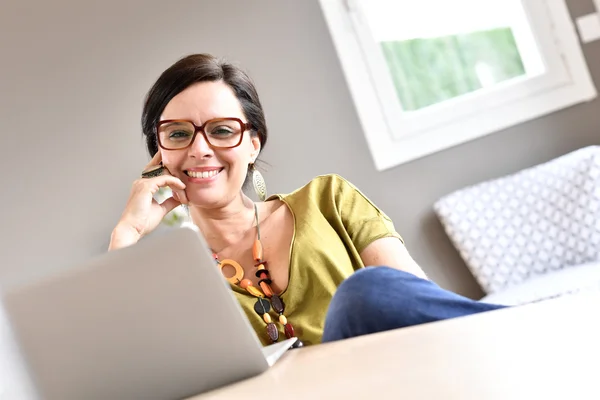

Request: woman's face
left=159, top=81, right=261, bottom=208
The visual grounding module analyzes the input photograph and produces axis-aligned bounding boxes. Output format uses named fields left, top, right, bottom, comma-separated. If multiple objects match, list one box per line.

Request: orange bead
left=256, top=263, right=265, bottom=271
left=259, top=281, right=274, bottom=297
left=256, top=271, right=269, bottom=281
left=252, top=239, right=263, bottom=262
left=263, top=313, right=272, bottom=323
left=279, top=315, right=287, bottom=325
left=239, top=279, right=253, bottom=289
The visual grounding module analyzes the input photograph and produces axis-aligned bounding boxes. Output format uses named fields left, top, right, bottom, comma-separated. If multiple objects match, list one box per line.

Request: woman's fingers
left=144, top=151, right=162, bottom=170
left=171, top=189, right=189, bottom=205
left=160, top=197, right=182, bottom=215
left=141, top=152, right=166, bottom=178
left=141, top=154, right=188, bottom=204
left=114, top=154, right=190, bottom=247
left=143, top=174, right=188, bottom=205
left=147, top=174, right=186, bottom=191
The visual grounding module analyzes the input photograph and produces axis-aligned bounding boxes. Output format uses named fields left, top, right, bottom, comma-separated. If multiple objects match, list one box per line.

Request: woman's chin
left=186, top=193, right=228, bottom=209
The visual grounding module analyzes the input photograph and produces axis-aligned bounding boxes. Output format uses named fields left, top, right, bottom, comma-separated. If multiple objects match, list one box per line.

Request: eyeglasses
left=156, top=118, right=253, bottom=150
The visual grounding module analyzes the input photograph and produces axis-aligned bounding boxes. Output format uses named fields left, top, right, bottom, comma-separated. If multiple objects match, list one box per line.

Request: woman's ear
left=250, top=134, right=261, bottom=161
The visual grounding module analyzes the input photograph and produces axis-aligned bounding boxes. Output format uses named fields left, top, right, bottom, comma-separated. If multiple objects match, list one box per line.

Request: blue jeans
left=322, top=267, right=507, bottom=342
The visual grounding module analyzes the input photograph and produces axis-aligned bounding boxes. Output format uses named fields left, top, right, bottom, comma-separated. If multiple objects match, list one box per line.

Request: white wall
left=0, top=0, right=331, bottom=291
left=1, top=0, right=599, bottom=297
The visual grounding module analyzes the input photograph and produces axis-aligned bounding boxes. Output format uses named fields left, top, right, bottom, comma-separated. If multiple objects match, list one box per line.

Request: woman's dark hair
left=141, top=53, right=268, bottom=161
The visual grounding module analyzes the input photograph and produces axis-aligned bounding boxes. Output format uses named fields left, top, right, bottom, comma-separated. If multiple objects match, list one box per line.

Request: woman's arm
left=360, top=237, right=428, bottom=280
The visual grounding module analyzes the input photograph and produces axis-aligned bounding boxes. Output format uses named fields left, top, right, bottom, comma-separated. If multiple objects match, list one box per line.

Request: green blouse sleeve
left=328, top=175, right=404, bottom=253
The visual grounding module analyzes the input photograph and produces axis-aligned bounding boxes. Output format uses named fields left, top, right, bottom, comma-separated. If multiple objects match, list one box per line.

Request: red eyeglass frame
left=156, top=117, right=253, bottom=150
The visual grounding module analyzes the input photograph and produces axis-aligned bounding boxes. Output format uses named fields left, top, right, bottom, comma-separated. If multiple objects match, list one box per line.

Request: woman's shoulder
left=268, top=174, right=357, bottom=203
left=266, top=174, right=371, bottom=220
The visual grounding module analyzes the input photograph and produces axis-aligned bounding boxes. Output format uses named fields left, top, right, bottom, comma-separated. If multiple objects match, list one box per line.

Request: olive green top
left=229, top=174, right=403, bottom=346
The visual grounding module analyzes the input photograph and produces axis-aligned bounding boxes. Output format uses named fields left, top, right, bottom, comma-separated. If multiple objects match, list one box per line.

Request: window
left=320, top=0, right=597, bottom=171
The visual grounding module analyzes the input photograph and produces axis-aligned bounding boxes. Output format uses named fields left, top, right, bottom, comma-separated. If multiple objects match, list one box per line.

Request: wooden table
left=189, top=293, right=600, bottom=399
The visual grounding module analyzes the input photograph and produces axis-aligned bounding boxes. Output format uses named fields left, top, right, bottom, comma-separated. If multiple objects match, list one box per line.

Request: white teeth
left=186, top=169, right=221, bottom=179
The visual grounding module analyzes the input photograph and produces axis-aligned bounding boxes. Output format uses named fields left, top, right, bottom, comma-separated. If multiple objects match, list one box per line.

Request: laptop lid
left=2, top=227, right=270, bottom=400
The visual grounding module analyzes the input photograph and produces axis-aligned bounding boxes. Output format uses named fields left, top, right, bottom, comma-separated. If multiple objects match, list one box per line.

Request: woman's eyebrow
left=161, top=121, right=191, bottom=127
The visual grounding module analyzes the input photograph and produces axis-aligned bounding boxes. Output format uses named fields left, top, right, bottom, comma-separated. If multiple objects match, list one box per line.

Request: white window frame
left=319, top=0, right=597, bottom=171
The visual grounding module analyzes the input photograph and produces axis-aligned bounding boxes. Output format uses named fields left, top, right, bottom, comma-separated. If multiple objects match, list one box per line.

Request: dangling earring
left=251, top=163, right=267, bottom=201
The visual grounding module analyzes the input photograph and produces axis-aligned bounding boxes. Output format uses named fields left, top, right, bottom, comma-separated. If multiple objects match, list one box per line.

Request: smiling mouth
left=185, top=168, right=224, bottom=179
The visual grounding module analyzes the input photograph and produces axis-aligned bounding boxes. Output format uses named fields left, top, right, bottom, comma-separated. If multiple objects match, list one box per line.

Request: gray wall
left=1, top=0, right=599, bottom=297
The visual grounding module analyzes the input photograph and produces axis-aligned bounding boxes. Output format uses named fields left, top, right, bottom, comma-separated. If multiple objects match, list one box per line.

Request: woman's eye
left=211, top=127, right=234, bottom=136
left=169, top=130, right=192, bottom=139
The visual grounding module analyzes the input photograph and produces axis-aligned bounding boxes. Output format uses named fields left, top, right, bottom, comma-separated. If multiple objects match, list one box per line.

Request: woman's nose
left=188, top=132, right=214, bottom=158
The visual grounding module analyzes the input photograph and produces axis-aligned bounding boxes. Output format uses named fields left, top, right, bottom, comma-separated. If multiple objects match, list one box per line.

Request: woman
left=109, top=54, right=505, bottom=348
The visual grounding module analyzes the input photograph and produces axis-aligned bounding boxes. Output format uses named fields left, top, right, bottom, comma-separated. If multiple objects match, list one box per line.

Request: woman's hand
left=108, top=152, right=189, bottom=250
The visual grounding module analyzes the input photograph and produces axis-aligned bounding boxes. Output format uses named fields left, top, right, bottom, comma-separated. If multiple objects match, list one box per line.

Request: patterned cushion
left=433, top=146, right=600, bottom=294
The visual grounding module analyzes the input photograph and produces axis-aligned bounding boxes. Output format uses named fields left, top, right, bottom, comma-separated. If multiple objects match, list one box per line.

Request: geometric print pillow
left=433, top=146, right=600, bottom=294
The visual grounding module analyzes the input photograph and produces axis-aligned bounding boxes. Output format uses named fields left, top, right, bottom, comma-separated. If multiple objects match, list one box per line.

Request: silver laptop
left=0, top=226, right=296, bottom=400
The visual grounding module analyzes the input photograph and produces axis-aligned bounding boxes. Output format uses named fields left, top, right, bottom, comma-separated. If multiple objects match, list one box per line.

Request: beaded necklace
left=212, top=203, right=304, bottom=348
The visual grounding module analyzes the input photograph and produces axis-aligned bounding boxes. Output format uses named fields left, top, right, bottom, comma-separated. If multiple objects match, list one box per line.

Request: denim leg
left=322, top=266, right=507, bottom=343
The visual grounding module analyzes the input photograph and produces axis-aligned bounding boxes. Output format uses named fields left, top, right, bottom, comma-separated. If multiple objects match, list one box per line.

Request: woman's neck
left=188, top=194, right=257, bottom=253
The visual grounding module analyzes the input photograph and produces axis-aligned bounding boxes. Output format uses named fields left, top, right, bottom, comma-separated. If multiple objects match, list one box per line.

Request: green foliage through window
left=380, top=27, right=525, bottom=111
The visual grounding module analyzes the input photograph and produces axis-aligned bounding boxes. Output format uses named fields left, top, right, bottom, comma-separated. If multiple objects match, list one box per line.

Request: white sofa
left=434, top=146, right=600, bottom=305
